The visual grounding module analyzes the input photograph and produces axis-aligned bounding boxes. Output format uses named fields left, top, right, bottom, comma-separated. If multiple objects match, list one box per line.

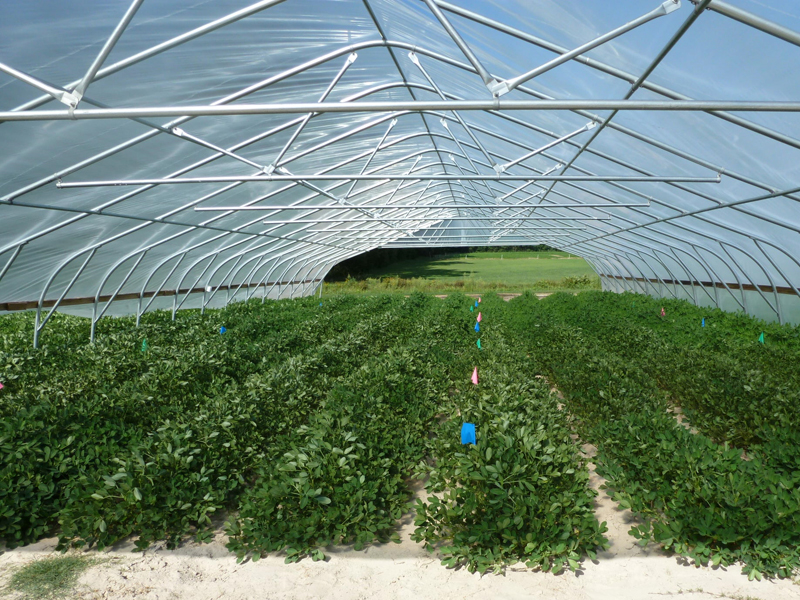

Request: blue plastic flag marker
left=319, top=302, right=323, bottom=307
left=220, top=326, right=226, bottom=334
left=474, top=321, right=480, bottom=333
left=461, top=422, right=476, bottom=445
left=702, top=317, right=705, bottom=327
left=759, top=332, right=765, bottom=344
left=475, top=300, right=479, bottom=308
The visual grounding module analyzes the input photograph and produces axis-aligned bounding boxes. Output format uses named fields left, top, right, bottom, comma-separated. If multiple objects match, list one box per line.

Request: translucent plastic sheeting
left=2, top=0, right=800, bottom=342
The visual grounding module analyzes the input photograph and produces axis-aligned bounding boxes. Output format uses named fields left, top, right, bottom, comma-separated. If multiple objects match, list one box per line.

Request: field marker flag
left=478, top=297, right=481, bottom=303
left=477, top=312, right=482, bottom=323
left=660, top=307, right=666, bottom=317
left=474, top=321, right=480, bottom=332
left=475, top=300, right=479, bottom=308
left=702, top=317, right=705, bottom=327
left=461, top=423, right=476, bottom=445
left=471, top=367, right=479, bottom=385
left=470, top=305, right=474, bottom=312
left=0, top=382, right=4, bottom=390
left=220, top=326, right=227, bottom=334
left=319, top=302, right=322, bottom=307
left=759, top=332, right=765, bottom=344
left=477, top=339, right=481, bottom=350
left=141, top=339, right=148, bottom=352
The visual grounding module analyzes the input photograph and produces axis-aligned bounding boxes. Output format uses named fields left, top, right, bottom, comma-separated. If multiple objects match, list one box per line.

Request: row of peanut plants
left=1, top=293, right=611, bottom=577
left=411, top=294, right=608, bottom=574
left=12, top=289, right=789, bottom=579
left=501, top=291, right=800, bottom=580
left=540, top=291, right=800, bottom=454
left=226, top=293, right=472, bottom=561
left=1, top=294, right=419, bottom=549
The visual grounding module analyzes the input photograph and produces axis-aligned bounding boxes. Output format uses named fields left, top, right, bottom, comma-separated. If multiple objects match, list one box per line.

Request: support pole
left=691, top=0, right=800, bottom=48
left=72, top=0, right=145, bottom=103
left=492, top=0, right=681, bottom=96
left=421, top=0, right=500, bottom=91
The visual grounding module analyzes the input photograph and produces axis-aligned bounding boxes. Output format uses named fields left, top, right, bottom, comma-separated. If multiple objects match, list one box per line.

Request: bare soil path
left=2, top=518, right=797, bottom=600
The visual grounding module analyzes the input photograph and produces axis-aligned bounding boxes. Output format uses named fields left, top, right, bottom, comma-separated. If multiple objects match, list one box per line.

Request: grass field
left=324, top=250, right=600, bottom=294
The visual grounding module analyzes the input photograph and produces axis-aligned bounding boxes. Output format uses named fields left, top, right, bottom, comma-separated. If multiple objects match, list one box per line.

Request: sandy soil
left=2, top=471, right=798, bottom=600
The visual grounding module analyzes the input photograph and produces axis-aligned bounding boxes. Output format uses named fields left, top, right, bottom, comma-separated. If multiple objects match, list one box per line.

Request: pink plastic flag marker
left=0, top=382, right=4, bottom=391
left=477, top=312, right=482, bottom=323
left=660, top=307, right=666, bottom=317
left=471, top=367, right=479, bottom=385
left=478, top=297, right=481, bottom=303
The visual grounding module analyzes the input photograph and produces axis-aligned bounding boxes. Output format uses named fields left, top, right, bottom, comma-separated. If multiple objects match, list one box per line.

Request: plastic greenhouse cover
left=1, top=0, right=800, bottom=334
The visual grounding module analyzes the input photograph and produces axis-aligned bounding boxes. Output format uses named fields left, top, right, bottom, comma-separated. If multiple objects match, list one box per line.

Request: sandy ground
left=2, top=464, right=798, bottom=600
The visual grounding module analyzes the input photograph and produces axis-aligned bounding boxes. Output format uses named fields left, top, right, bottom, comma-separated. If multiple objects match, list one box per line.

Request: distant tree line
left=326, top=245, right=557, bottom=281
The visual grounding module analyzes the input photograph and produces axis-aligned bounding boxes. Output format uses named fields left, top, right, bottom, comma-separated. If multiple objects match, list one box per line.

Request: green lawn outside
left=324, top=250, right=600, bottom=294
left=459, top=250, right=574, bottom=260
left=365, top=251, right=593, bottom=283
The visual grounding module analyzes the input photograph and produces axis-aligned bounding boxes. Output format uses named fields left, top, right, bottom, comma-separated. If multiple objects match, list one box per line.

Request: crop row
left=412, top=295, right=607, bottom=574
left=537, top=291, right=800, bottom=452
left=3, top=290, right=798, bottom=580
left=226, top=293, right=473, bottom=561
left=0, top=293, right=611, bottom=574
left=501, top=292, right=800, bottom=579
left=1, top=294, right=424, bottom=549
left=225, top=293, right=608, bottom=571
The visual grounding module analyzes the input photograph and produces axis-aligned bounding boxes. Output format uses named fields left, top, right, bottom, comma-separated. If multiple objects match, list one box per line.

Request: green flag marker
left=470, top=305, right=474, bottom=312
left=758, top=332, right=765, bottom=344
left=477, top=339, right=481, bottom=349
left=141, top=339, right=148, bottom=352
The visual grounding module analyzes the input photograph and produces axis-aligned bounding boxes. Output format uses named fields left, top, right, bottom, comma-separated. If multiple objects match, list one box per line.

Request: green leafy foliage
left=0, top=295, right=411, bottom=549
left=413, top=381, right=607, bottom=574
left=411, top=295, right=607, bottom=574
left=537, top=291, right=800, bottom=450
left=226, top=296, right=458, bottom=561
left=502, top=291, right=800, bottom=579
left=3, top=288, right=797, bottom=581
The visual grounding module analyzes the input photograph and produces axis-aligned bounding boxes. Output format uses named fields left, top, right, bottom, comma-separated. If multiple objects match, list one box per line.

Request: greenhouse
left=1, top=0, right=800, bottom=598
